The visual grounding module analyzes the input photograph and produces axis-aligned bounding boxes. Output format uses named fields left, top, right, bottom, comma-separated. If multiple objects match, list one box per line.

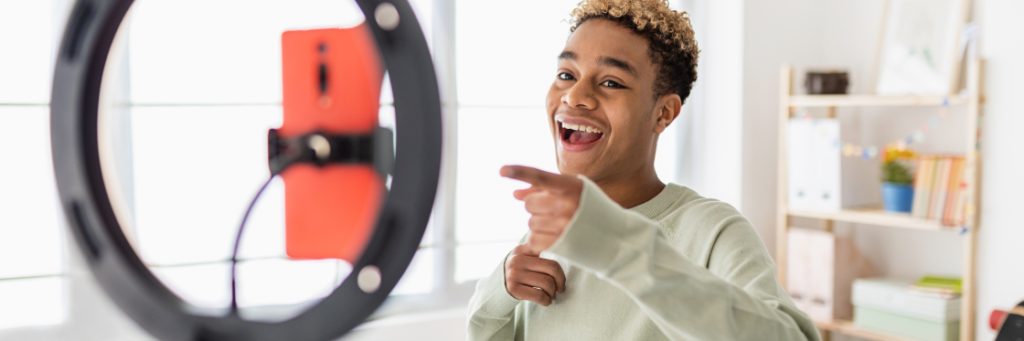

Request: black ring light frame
left=50, top=0, right=442, bottom=340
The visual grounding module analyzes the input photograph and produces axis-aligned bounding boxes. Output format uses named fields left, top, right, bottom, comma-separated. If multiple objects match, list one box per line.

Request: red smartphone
left=279, top=25, right=384, bottom=262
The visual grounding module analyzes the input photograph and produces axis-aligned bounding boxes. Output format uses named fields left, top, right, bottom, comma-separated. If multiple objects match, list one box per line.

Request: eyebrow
left=598, top=56, right=638, bottom=78
left=557, top=51, right=638, bottom=78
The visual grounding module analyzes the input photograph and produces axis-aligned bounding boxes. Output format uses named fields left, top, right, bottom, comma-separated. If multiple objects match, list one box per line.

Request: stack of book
left=912, top=156, right=967, bottom=226
left=853, top=277, right=961, bottom=341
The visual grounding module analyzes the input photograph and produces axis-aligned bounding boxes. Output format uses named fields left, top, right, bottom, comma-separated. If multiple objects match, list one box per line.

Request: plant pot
left=882, top=182, right=914, bottom=213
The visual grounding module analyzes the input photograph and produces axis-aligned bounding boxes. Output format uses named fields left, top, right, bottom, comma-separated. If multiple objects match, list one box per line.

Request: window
left=0, top=0, right=68, bottom=330
left=117, top=0, right=438, bottom=313
left=0, top=0, right=690, bottom=334
left=0, top=0, right=439, bottom=329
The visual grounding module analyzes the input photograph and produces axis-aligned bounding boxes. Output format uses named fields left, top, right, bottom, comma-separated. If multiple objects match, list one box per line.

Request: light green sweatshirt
left=466, top=177, right=821, bottom=341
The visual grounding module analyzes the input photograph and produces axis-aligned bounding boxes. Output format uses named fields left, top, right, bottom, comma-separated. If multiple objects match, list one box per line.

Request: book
left=853, top=278, right=961, bottom=322
left=917, top=155, right=933, bottom=215
left=942, top=159, right=965, bottom=226
left=854, top=306, right=959, bottom=341
left=931, top=158, right=951, bottom=220
left=909, top=286, right=961, bottom=299
left=914, top=275, right=963, bottom=294
left=910, top=275, right=962, bottom=299
left=950, top=157, right=966, bottom=225
left=913, top=157, right=936, bottom=219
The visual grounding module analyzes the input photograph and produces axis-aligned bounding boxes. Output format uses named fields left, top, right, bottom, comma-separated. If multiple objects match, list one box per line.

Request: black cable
left=229, top=176, right=276, bottom=315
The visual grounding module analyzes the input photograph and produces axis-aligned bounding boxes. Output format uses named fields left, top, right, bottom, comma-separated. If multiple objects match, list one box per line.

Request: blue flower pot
left=882, top=182, right=914, bottom=213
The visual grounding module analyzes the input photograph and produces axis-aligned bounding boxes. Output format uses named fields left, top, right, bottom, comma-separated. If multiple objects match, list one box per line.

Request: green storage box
left=854, top=306, right=959, bottom=341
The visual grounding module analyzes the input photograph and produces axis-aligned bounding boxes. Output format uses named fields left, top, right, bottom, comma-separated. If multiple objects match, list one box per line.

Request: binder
left=812, top=120, right=842, bottom=211
left=787, top=227, right=877, bottom=322
left=787, top=229, right=811, bottom=312
left=787, top=120, right=814, bottom=210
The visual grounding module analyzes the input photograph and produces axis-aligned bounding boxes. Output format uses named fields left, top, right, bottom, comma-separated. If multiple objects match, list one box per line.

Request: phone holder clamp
left=267, top=127, right=394, bottom=177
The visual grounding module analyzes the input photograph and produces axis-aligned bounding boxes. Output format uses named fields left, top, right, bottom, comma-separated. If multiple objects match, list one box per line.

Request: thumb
left=513, top=186, right=542, bottom=201
left=513, top=242, right=540, bottom=257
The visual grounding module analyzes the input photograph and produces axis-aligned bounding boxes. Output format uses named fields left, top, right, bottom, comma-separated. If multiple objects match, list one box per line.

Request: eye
left=601, top=80, right=625, bottom=88
left=558, top=72, right=575, bottom=81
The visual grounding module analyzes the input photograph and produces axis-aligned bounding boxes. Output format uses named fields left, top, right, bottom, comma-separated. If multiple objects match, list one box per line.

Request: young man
left=467, top=0, right=820, bottom=340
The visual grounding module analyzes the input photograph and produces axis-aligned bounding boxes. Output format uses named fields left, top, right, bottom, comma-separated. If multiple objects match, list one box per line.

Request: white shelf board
left=788, top=95, right=968, bottom=107
left=788, top=208, right=960, bottom=231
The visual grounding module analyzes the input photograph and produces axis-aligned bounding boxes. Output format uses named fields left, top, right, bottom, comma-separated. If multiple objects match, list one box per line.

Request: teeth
left=559, top=121, right=602, bottom=134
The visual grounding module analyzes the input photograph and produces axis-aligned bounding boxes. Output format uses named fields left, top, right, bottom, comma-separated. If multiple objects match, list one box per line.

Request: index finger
left=500, top=165, right=573, bottom=194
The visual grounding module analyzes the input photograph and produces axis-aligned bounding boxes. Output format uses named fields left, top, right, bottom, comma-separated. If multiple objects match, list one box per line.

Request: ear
left=653, top=94, right=682, bottom=134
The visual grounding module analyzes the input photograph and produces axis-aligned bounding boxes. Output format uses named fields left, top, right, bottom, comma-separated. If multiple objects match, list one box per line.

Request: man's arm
left=466, top=241, right=566, bottom=340
left=546, top=177, right=821, bottom=341
left=465, top=259, right=519, bottom=341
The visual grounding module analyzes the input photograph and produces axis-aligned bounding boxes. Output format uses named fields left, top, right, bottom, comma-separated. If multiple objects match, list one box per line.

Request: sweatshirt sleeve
left=546, top=177, right=821, bottom=341
left=465, top=250, right=521, bottom=341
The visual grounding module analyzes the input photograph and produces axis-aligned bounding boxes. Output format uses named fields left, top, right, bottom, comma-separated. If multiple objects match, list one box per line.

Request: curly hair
left=570, top=0, right=699, bottom=103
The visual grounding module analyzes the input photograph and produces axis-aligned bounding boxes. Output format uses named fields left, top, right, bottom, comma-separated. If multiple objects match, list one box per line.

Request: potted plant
left=881, top=147, right=916, bottom=213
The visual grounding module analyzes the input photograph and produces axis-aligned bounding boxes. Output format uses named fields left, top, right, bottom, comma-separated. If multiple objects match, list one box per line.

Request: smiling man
left=465, top=1, right=820, bottom=340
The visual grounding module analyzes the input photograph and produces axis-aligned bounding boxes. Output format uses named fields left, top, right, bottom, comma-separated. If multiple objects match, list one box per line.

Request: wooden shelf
left=815, top=319, right=916, bottom=341
left=788, top=94, right=968, bottom=107
left=787, top=208, right=961, bottom=231
left=778, top=61, right=984, bottom=341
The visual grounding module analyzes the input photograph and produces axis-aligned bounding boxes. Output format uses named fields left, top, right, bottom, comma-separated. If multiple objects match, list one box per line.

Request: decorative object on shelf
left=787, top=228, right=876, bottom=322
left=875, top=0, right=969, bottom=95
left=801, top=97, right=952, bottom=161
left=853, top=278, right=962, bottom=341
left=881, top=146, right=916, bottom=213
left=990, top=301, right=1024, bottom=339
left=805, top=71, right=849, bottom=94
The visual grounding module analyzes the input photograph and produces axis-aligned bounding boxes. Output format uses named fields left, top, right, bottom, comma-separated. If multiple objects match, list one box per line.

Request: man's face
left=546, top=19, right=676, bottom=182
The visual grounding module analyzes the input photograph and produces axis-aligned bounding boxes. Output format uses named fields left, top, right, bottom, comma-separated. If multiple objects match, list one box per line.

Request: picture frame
left=874, top=0, right=971, bottom=95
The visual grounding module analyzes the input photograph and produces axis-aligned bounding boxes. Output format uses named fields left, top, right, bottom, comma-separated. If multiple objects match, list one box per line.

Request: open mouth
left=558, top=120, right=604, bottom=150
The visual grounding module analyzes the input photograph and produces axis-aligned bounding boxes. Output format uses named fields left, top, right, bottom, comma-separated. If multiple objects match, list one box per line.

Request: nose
left=563, top=80, right=596, bottom=110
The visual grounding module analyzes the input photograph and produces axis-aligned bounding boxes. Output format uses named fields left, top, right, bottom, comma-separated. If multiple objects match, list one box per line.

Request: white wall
left=742, top=0, right=833, bottom=251
left=694, top=0, right=745, bottom=209
left=975, top=0, right=1024, bottom=339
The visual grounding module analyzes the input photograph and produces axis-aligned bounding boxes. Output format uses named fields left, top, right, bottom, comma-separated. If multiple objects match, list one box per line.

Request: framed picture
left=874, top=0, right=970, bottom=95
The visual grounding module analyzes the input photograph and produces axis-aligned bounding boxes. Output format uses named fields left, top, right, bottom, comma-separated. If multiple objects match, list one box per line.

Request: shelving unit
left=775, top=61, right=984, bottom=341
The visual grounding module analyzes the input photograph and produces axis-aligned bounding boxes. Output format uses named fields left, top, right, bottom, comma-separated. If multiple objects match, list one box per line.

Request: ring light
left=49, top=0, right=442, bottom=340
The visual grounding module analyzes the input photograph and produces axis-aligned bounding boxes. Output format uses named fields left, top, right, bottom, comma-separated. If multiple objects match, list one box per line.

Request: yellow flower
left=883, top=145, right=917, bottom=163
